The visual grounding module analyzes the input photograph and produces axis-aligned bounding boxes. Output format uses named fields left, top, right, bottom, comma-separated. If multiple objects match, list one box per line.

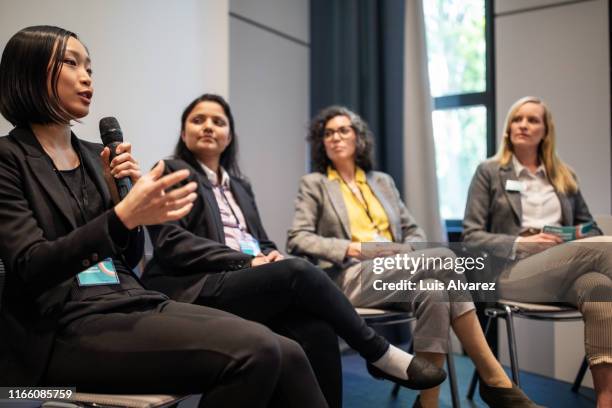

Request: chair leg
left=571, top=356, right=589, bottom=393
left=504, top=305, right=521, bottom=387
left=391, top=325, right=416, bottom=398
left=446, top=337, right=461, bottom=408
left=467, top=315, right=494, bottom=400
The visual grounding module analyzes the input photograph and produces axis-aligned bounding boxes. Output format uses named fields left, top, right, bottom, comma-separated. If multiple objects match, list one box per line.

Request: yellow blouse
left=327, top=167, right=393, bottom=243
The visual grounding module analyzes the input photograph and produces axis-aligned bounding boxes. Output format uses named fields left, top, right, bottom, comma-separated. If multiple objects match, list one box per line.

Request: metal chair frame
left=40, top=395, right=188, bottom=408
left=466, top=300, right=587, bottom=400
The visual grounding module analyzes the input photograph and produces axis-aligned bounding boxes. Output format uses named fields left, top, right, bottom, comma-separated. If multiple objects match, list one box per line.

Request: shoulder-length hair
left=307, top=105, right=374, bottom=173
left=0, top=25, right=79, bottom=127
left=495, top=96, right=577, bottom=194
left=173, top=93, right=242, bottom=178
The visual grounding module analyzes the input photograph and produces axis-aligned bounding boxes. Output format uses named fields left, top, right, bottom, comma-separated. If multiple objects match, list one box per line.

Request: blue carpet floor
left=170, top=350, right=597, bottom=407
left=342, top=351, right=597, bottom=408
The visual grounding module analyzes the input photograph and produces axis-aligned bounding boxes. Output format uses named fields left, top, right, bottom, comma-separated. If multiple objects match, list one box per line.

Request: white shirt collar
left=199, top=162, right=230, bottom=187
left=512, top=154, right=546, bottom=178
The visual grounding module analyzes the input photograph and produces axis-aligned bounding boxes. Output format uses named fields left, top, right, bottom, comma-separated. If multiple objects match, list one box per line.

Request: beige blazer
left=286, top=171, right=426, bottom=271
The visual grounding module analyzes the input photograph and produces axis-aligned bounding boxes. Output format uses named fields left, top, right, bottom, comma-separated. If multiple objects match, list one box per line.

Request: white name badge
left=505, top=180, right=524, bottom=192
left=239, top=236, right=261, bottom=256
left=77, top=258, right=120, bottom=286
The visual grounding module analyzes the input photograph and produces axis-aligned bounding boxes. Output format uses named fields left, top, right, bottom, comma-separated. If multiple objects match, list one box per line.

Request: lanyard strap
left=339, top=177, right=384, bottom=234
left=216, top=185, right=246, bottom=232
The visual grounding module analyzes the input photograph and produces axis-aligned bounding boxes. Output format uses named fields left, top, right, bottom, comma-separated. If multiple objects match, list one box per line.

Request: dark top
left=142, top=158, right=277, bottom=303
left=56, top=164, right=164, bottom=327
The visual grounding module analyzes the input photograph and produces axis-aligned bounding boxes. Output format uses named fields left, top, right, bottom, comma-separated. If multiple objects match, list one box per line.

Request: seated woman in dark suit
left=0, top=26, right=328, bottom=408
left=142, top=93, right=448, bottom=408
left=463, top=96, right=612, bottom=406
left=287, top=106, right=539, bottom=408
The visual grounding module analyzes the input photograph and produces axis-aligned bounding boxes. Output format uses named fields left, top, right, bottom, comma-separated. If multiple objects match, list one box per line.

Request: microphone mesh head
left=99, top=117, right=123, bottom=145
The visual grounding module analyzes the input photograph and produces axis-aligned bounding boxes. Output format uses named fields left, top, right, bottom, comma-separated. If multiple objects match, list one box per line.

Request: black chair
left=466, top=299, right=587, bottom=399
left=357, top=307, right=461, bottom=408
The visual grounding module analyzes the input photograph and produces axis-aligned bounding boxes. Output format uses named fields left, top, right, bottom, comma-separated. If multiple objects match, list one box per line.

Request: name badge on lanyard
left=239, top=234, right=261, bottom=256
left=77, top=258, right=120, bottom=286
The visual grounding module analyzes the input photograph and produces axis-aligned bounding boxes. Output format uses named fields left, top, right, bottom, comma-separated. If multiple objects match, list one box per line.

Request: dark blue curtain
left=310, top=0, right=406, bottom=195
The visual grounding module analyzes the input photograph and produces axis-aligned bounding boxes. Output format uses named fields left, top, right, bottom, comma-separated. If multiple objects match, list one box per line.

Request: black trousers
left=43, top=300, right=327, bottom=408
left=198, top=258, right=390, bottom=408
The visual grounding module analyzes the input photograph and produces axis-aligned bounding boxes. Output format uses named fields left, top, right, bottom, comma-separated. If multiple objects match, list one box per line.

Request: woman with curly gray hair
left=288, top=106, right=539, bottom=408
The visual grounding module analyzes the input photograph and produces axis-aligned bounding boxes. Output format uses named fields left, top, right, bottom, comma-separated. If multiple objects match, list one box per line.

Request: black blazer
left=142, top=158, right=277, bottom=303
left=0, top=127, right=143, bottom=386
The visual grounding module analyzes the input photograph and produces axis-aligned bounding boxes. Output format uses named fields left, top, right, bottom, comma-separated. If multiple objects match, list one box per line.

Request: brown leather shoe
left=479, top=381, right=545, bottom=407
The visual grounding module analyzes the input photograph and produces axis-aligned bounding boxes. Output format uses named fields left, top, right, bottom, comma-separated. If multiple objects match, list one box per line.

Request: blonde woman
left=463, top=96, right=612, bottom=406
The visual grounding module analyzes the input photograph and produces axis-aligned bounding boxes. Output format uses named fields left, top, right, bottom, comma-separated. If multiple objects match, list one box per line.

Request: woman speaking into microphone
left=0, top=25, right=328, bottom=408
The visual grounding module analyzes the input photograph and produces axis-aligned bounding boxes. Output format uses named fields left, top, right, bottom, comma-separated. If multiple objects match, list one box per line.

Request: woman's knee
left=284, top=258, right=330, bottom=286
left=232, top=323, right=283, bottom=376
left=424, top=247, right=457, bottom=261
left=573, top=272, right=612, bottom=303
left=413, top=279, right=451, bottom=315
left=284, top=257, right=319, bottom=274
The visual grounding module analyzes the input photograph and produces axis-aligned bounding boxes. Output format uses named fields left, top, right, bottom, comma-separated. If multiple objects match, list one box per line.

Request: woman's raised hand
left=114, top=160, right=197, bottom=229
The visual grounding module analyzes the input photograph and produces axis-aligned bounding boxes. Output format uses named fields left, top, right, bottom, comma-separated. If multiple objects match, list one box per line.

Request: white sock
left=371, top=345, right=414, bottom=380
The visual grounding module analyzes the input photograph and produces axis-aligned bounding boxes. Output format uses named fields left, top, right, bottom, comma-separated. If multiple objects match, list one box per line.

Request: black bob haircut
left=0, top=25, right=79, bottom=127
left=173, top=93, right=243, bottom=178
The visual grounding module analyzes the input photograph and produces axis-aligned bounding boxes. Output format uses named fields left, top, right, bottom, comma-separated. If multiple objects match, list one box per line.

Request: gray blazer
left=462, top=158, right=601, bottom=258
left=286, top=171, right=426, bottom=270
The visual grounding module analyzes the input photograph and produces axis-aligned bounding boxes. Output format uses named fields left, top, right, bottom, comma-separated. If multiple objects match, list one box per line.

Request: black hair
left=307, top=105, right=374, bottom=173
left=0, top=25, right=80, bottom=127
left=173, top=93, right=242, bottom=178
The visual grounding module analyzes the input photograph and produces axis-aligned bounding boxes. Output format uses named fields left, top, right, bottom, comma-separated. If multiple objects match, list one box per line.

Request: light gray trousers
left=335, top=247, right=475, bottom=354
left=500, top=236, right=612, bottom=366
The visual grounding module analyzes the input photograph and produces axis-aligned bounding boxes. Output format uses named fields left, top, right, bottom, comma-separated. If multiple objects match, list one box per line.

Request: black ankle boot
left=366, top=356, right=446, bottom=390
left=479, top=381, right=545, bottom=407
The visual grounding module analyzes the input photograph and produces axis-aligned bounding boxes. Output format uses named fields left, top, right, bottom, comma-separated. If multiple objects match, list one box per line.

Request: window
left=423, top=0, right=494, bottom=222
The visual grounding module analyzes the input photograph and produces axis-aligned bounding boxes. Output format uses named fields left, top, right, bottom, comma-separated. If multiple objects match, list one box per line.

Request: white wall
left=0, top=0, right=229, bottom=171
left=230, top=0, right=309, bottom=42
left=229, top=0, right=309, bottom=247
left=495, top=0, right=611, bottom=387
left=496, top=0, right=611, bottom=214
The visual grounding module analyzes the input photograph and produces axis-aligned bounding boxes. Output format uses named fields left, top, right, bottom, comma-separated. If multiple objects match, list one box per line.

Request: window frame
left=427, top=0, right=495, bottom=230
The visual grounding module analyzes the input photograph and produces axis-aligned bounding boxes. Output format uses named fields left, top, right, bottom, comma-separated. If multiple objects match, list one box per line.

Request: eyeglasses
left=323, top=126, right=354, bottom=140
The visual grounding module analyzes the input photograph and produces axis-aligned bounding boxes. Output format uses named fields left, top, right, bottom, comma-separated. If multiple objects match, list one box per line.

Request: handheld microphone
left=99, top=117, right=132, bottom=200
